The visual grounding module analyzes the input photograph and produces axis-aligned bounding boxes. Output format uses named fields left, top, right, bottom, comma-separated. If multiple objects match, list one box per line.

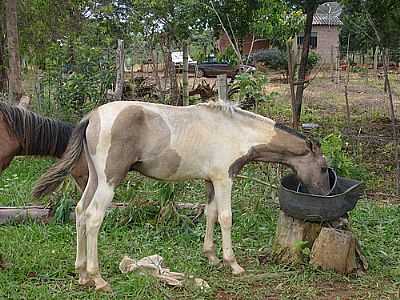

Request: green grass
left=0, top=200, right=399, bottom=299
left=1, top=74, right=400, bottom=298
left=0, top=157, right=55, bottom=206
left=0, top=157, right=399, bottom=299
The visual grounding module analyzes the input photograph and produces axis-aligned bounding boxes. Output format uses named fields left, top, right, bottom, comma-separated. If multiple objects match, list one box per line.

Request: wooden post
left=383, top=48, right=400, bottom=194
left=335, top=50, right=340, bottom=84
left=330, top=45, right=335, bottom=82
left=182, top=40, right=189, bottom=106
left=217, top=74, right=228, bottom=102
left=287, top=39, right=296, bottom=126
left=344, top=34, right=351, bottom=125
left=107, top=39, right=125, bottom=101
left=373, top=46, right=378, bottom=78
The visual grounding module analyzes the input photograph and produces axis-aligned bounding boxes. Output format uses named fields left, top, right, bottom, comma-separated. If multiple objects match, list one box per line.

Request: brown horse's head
left=291, top=140, right=330, bottom=195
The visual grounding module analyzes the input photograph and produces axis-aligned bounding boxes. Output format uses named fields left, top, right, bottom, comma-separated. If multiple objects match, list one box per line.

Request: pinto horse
left=33, top=100, right=330, bottom=291
left=0, top=102, right=88, bottom=191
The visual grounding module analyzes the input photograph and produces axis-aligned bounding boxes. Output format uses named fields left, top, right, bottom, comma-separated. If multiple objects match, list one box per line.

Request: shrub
left=321, top=133, right=366, bottom=180
left=253, top=48, right=287, bottom=70
left=252, top=48, right=320, bottom=72
left=306, top=51, right=320, bottom=72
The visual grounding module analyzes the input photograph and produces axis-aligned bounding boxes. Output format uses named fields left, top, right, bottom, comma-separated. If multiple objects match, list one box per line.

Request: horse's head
left=291, top=140, right=330, bottom=195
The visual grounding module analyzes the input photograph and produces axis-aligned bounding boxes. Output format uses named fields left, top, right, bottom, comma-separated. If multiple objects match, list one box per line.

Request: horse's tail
left=32, top=118, right=89, bottom=198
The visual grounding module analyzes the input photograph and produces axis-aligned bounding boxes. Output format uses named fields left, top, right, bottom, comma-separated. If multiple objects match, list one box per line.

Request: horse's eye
left=321, top=167, right=328, bottom=173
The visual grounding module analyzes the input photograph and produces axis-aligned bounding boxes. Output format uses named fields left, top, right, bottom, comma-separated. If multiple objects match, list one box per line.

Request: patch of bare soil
left=215, top=291, right=243, bottom=300
left=313, top=281, right=358, bottom=300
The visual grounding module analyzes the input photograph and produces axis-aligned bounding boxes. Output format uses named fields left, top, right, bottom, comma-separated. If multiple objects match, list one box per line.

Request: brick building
left=217, top=3, right=342, bottom=63
left=296, top=14, right=342, bottom=63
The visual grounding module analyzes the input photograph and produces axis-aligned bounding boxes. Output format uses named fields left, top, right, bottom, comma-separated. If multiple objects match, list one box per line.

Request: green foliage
left=321, top=133, right=366, bottom=180
left=340, top=0, right=400, bottom=49
left=306, top=51, right=320, bottom=72
left=53, top=196, right=73, bottom=224
left=253, top=49, right=319, bottom=72
left=45, top=41, right=115, bottom=119
left=254, top=0, right=304, bottom=47
left=234, top=71, right=269, bottom=102
left=254, top=48, right=288, bottom=70
left=216, top=46, right=239, bottom=65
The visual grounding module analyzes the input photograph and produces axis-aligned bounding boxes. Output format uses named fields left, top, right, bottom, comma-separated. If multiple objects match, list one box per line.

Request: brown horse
left=33, top=100, right=329, bottom=291
left=0, top=102, right=88, bottom=191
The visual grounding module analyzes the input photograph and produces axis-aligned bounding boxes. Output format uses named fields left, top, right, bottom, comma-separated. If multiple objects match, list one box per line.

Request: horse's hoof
left=208, top=256, right=221, bottom=266
left=232, top=264, right=245, bottom=275
left=95, top=282, right=112, bottom=293
left=78, top=277, right=92, bottom=286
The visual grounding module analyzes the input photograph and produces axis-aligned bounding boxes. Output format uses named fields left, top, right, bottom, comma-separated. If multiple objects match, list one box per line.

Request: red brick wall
left=217, top=33, right=270, bottom=55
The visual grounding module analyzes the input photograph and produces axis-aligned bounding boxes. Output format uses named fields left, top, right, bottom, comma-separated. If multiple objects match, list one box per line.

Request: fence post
left=217, top=74, right=228, bottom=102
left=107, top=39, right=125, bottom=101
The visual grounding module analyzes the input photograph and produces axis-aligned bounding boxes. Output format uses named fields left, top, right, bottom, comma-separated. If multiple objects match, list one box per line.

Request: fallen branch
left=0, top=202, right=205, bottom=224
left=236, top=175, right=278, bottom=189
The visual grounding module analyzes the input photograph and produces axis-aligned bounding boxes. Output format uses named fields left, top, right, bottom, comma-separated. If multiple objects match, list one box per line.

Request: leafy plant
left=321, top=133, right=366, bottom=180
left=45, top=40, right=115, bottom=120
left=306, top=51, right=320, bottom=72
left=53, top=196, right=74, bottom=224
left=253, top=48, right=287, bottom=70
left=216, top=46, right=239, bottom=65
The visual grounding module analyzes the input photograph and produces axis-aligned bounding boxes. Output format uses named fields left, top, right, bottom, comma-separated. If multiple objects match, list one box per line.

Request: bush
left=306, top=51, right=320, bottom=72
left=321, top=133, right=366, bottom=180
left=216, top=46, right=239, bottom=65
left=252, top=48, right=320, bottom=72
left=45, top=40, right=115, bottom=120
left=253, top=48, right=287, bottom=70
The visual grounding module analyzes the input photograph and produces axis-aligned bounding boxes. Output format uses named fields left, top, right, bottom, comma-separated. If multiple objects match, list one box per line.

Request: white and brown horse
left=0, top=101, right=88, bottom=190
left=33, top=100, right=329, bottom=291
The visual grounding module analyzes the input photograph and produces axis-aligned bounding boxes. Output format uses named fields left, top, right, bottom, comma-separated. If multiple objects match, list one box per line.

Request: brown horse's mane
left=0, top=102, right=74, bottom=158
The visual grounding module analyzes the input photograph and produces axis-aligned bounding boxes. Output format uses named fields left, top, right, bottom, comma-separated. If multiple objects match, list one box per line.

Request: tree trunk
left=182, top=40, right=189, bottom=106
left=373, top=47, right=378, bottom=77
left=292, top=6, right=315, bottom=129
left=5, top=0, right=23, bottom=103
left=344, top=34, right=351, bottom=125
left=287, top=39, right=296, bottom=124
left=115, top=39, right=125, bottom=101
left=383, top=48, right=400, bottom=194
left=166, top=40, right=179, bottom=105
left=0, top=16, right=7, bottom=92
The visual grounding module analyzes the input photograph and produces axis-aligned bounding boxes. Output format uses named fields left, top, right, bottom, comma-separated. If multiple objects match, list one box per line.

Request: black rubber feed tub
left=279, top=168, right=363, bottom=222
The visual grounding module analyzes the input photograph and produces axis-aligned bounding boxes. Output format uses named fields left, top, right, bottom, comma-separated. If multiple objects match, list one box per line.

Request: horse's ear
left=306, top=139, right=313, bottom=152
left=306, top=139, right=321, bottom=154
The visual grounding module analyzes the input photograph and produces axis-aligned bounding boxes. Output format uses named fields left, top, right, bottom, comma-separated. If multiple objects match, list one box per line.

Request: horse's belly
left=132, top=149, right=206, bottom=181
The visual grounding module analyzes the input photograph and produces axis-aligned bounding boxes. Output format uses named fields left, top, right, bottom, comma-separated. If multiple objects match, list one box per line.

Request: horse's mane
left=0, top=102, right=74, bottom=157
left=200, top=100, right=273, bottom=123
left=200, top=100, right=310, bottom=142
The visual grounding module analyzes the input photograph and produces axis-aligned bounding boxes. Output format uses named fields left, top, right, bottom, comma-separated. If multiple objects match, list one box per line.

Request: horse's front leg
left=203, top=181, right=220, bottom=265
left=213, top=178, right=245, bottom=275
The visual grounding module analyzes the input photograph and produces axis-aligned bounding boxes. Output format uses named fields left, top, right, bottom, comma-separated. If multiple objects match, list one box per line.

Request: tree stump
left=310, top=227, right=356, bottom=273
left=272, top=211, right=321, bottom=264
left=272, top=211, right=367, bottom=274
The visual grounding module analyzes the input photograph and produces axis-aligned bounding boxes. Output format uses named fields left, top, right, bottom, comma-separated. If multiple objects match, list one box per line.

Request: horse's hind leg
left=75, top=149, right=97, bottom=286
left=203, top=181, right=220, bottom=265
left=84, top=158, right=130, bottom=291
left=213, top=178, right=245, bottom=275
left=85, top=177, right=115, bottom=291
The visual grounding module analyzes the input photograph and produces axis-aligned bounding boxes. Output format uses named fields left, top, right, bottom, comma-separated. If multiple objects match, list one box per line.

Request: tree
left=0, top=1, right=7, bottom=93
left=5, top=0, right=23, bottom=103
left=285, top=0, right=330, bottom=128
